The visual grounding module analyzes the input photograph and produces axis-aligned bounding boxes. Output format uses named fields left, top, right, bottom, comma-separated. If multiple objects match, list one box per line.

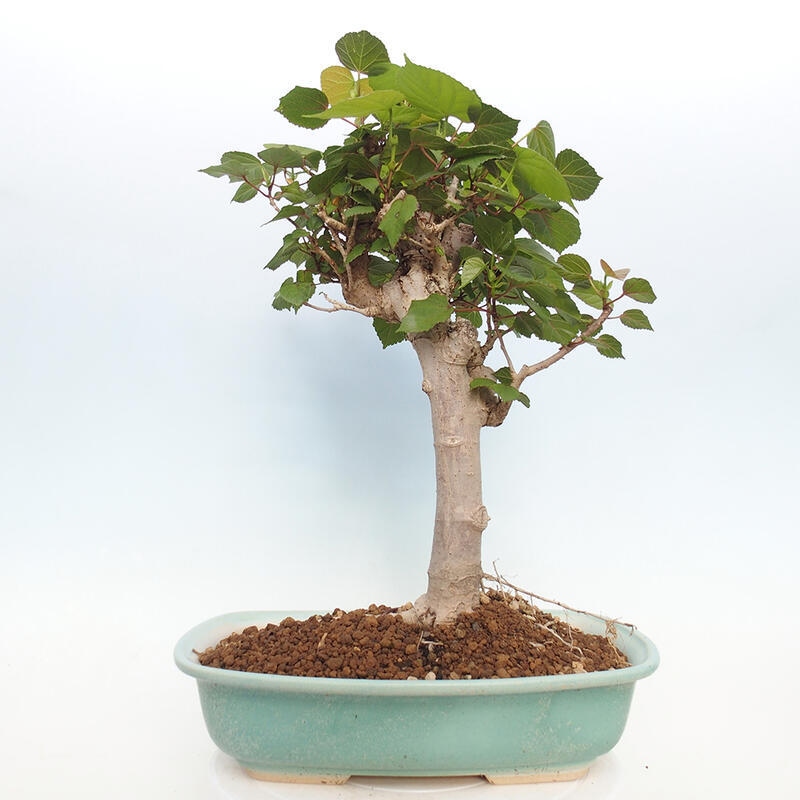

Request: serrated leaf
left=343, top=204, right=377, bottom=219
left=468, top=104, right=519, bottom=144
left=258, top=144, right=322, bottom=171
left=590, top=334, right=624, bottom=359
left=274, top=276, right=315, bottom=309
left=276, top=86, right=329, bottom=129
left=623, top=277, right=657, bottom=304
left=367, top=255, right=397, bottom=287
left=526, top=121, right=556, bottom=162
left=571, top=279, right=607, bottom=310
left=398, top=293, right=452, bottom=333
left=520, top=207, right=581, bottom=252
left=459, top=255, right=486, bottom=288
left=557, top=253, right=592, bottom=282
left=474, top=214, right=515, bottom=254
left=395, top=57, right=482, bottom=122
left=555, top=149, right=602, bottom=201
left=264, top=232, right=303, bottom=271
left=469, top=378, right=530, bottom=408
left=457, top=310, right=482, bottom=327
left=199, top=163, right=232, bottom=178
left=493, top=367, right=513, bottom=384
left=271, top=205, right=304, bottom=221
left=203, top=151, right=264, bottom=182
left=372, top=317, right=406, bottom=348
left=311, top=89, right=405, bottom=119
left=446, top=142, right=513, bottom=165
left=378, top=192, right=418, bottom=248
left=335, top=31, right=390, bottom=74
left=231, top=182, right=258, bottom=203
left=600, top=258, right=630, bottom=281
left=320, top=66, right=355, bottom=105
left=619, top=309, right=654, bottom=330
left=514, top=148, right=573, bottom=206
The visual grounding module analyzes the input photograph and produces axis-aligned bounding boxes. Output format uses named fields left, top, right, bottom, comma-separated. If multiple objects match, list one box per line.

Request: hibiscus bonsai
left=201, top=31, right=655, bottom=625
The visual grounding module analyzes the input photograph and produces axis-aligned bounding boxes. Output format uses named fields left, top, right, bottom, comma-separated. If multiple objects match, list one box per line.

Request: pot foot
left=244, top=768, right=350, bottom=784
left=484, top=765, right=590, bottom=784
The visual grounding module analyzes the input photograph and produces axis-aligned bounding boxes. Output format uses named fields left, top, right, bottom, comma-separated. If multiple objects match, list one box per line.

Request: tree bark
left=410, top=319, right=491, bottom=624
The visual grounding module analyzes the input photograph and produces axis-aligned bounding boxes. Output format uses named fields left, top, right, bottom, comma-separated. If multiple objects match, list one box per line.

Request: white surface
left=1, top=1, right=798, bottom=798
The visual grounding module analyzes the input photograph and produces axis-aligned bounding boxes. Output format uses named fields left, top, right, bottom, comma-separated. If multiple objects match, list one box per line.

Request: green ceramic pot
left=175, top=609, right=658, bottom=784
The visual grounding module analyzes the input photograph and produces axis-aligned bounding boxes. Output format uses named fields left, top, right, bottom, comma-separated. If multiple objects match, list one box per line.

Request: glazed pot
left=175, top=608, right=658, bottom=784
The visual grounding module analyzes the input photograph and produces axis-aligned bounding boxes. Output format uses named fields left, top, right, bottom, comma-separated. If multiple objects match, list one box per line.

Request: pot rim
left=175, top=609, right=659, bottom=696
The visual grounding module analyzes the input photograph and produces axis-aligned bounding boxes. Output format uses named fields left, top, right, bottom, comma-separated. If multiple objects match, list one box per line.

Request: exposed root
left=482, top=564, right=633, bottom=663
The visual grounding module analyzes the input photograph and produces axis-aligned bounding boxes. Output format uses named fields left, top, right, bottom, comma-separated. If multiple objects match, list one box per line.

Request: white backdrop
left=1, top=2, right=798, bottom=798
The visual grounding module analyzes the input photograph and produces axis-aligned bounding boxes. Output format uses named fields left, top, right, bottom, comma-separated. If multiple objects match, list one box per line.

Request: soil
left=196, top=592, right=629, bottom=680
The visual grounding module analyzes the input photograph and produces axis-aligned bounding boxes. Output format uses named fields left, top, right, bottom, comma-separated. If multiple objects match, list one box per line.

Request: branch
left=513, top=303, right=614, bottom=389
left=316, top=208, right=348, bottom=233
left=304, top=293, right=375, bottom=318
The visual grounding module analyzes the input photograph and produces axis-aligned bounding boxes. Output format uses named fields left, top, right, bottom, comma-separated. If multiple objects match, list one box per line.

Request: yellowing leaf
left=320, top=66, right=354, bottom=105
left=600, top=259, right=630, bottom=281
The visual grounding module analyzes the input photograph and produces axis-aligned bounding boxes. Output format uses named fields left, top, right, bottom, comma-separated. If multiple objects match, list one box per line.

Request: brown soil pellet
left=196, top=592, right=629, bottom=680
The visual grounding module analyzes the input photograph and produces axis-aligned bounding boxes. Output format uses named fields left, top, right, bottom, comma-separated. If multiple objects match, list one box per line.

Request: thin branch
left=316, top=208, right=348, bottom=232
left=497, top=330, right=516, bottom=374
left=304, top=293, right=375, bottom=318
left=513, top=304, right=614, bottom=388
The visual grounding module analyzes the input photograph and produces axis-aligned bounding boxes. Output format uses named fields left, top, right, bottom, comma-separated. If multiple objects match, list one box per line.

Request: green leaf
left=469, top=378, right=530, bottom=408
left=372, top=317, right=406, bottom=348
left=619, top=309, right=654, bottom=330
left=557, top=253, right=592, bottom=282
left=590, top=334, right=624, bottom=359
left=367, top=255, right=397, bottom=287
left=231, top=182, right=258, bottom=203
left=335, top=31, right=390, bottom=74
left=273, top=276, right=315, bottom=310
left=398, top=293, right=452, bottom=333
left=320, top=66, right=355, bottom=105
left=555, top=149, right=602, bottom=201
left=468, top=104, right=519, bottom=144
left=474, top=214, right=515, bottom=254
left=264, top=231, right=303, bottom=271
left=343, top=204, right=377, bottom=219
left=520, top=207, right=581, bottom=252
left=459, top=255, right=486, bottom=288
left=572, top=279, right=607, bottom=310
left=258, top=144, right=322, bottom=171
left=354, top=176, right=380, bottom=193
left=539, top=313, right=581, bottom=344
left=307, top=162, right=347, bottom=195
left=395, top=57, right=482, bottom=122
left=378, top=192, right=419, bottom=248
left=457, top=310, right=482, bottom=328
left=200, top=151, right=264, bottom=182
left=311, top=89, right=405, bottom=119
left=276, top=86, right=329, bottom=129
left=514, top=148, right=573, bottom=205
left=623, top=277, right=657, bottom=304
left=526, top=121, right=556, bottom=162
left=445, top=142, right=512, bottom=168
left=270, top=205, right=305, bottom=221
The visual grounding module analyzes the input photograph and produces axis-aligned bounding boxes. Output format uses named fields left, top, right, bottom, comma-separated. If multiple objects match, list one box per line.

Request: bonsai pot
left=175, top=608, right=658, bottom=784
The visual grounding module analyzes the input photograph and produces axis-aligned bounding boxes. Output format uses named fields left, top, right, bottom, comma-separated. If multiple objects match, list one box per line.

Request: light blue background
left=2, top=2, right=797, bottom=797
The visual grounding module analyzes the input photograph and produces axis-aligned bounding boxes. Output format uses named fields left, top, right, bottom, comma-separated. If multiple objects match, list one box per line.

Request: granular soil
left=196, top=592, right=629, bottom=680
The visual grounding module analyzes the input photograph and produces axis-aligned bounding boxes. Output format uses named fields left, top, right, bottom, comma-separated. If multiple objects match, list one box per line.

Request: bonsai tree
left=202, top=31, right=655, bottom=625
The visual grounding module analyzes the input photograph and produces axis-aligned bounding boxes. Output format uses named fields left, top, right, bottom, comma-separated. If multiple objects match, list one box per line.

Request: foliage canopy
left=202, top=31, right=655, bottom=408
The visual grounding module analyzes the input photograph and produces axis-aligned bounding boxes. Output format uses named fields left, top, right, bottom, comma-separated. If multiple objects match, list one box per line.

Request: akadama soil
left=197, top=592, right=629, bottom=680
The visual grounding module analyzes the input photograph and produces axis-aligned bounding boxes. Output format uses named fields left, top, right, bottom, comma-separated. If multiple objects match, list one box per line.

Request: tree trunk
left=410, top=319, right=490, bottom=624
